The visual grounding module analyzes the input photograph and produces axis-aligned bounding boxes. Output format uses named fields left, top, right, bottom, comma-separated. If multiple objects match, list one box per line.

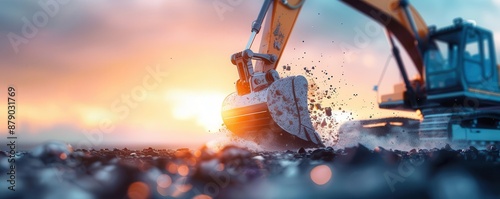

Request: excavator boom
left=254, top=0, right=304, bottom=73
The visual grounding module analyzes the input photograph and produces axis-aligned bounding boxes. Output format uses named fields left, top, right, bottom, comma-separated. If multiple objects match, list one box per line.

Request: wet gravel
left=1, top=141, right=500, bottom=199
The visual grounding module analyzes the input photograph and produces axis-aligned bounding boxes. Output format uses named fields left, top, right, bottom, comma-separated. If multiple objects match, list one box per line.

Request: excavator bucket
left=220, top=0, right=322, bottom=150
left=222, top=75, right=324, bottom=150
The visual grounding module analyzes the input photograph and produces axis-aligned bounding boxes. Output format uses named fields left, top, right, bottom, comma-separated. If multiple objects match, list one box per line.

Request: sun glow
left=167, top=90, right=227, bottom=132
left=78, top=106, right=113, bottom=127
left=332, top=110, right=354, bottom=125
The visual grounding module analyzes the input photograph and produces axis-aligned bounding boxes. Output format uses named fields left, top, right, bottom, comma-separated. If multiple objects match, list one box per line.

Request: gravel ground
left=1, top=141, right=500, bottom=199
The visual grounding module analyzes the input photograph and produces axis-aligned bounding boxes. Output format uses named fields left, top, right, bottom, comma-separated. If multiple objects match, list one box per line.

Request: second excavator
left=221, top=0, right=500, bottom=150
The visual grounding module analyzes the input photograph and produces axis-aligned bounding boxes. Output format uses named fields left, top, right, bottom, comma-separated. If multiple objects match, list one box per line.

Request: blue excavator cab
left=424, top=19, right=500, bottom=107
left=376, top=18, right=500, bottom=144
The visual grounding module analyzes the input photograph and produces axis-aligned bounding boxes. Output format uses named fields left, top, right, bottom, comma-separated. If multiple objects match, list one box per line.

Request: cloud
left=493, top=0, right=500, bottom=7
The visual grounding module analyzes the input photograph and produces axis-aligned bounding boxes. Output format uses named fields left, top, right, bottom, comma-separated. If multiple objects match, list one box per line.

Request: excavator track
left=338, top=109, right=500, bottom=148
left=419, top=109, right=453, bottom=141
left=419, top=108, right=500, bottom=148
left=449, top=110, right=500, bottom=147
left=418, top=109, right=455, bottom=148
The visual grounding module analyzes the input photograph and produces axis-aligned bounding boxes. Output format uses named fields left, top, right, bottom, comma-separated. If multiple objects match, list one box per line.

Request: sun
left=167, top=90, right=227, bottom=132
left=331, top=110, right=354, bottom=124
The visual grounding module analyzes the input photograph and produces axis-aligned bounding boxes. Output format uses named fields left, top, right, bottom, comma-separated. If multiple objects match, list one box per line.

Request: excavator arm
left=253, top=0, right=304, bottom=73
left=256, top=0, right=431, bottom=108
left=253, top=0, right=429, bottom=75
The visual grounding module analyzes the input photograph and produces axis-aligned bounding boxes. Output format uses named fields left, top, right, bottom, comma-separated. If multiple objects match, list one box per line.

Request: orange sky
left=1, top=0, right=499, bottom=149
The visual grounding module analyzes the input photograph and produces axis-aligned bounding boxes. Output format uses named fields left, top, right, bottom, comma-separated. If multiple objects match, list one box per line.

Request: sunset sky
left=1, top=0, right=499, bottom=149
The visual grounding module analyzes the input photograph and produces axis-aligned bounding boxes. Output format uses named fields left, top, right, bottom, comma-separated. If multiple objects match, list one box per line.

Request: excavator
left=221, top=0, right=500, bottom=149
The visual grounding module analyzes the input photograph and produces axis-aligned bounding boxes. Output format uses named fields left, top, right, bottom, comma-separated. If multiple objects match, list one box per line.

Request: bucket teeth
left=222, top=76, right=324, bottom=150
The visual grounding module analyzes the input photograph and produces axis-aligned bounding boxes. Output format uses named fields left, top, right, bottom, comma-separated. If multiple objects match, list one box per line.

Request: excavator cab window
left=463, top=28, right=494, bottom=85
left=464, top=29, right=483, bottom=83
left=462, top=27, right=500, bottom=94
left=425, top=34, right=460, bottom=91
left=424, top=26, right=497, bottom=92
left=426, top=25, right=498, bottom=94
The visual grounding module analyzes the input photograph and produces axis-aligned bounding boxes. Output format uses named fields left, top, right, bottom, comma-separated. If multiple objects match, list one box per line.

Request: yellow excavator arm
left=254, top=0, right=304, bottom=73
left=254, top=0, right=429, bottom=75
